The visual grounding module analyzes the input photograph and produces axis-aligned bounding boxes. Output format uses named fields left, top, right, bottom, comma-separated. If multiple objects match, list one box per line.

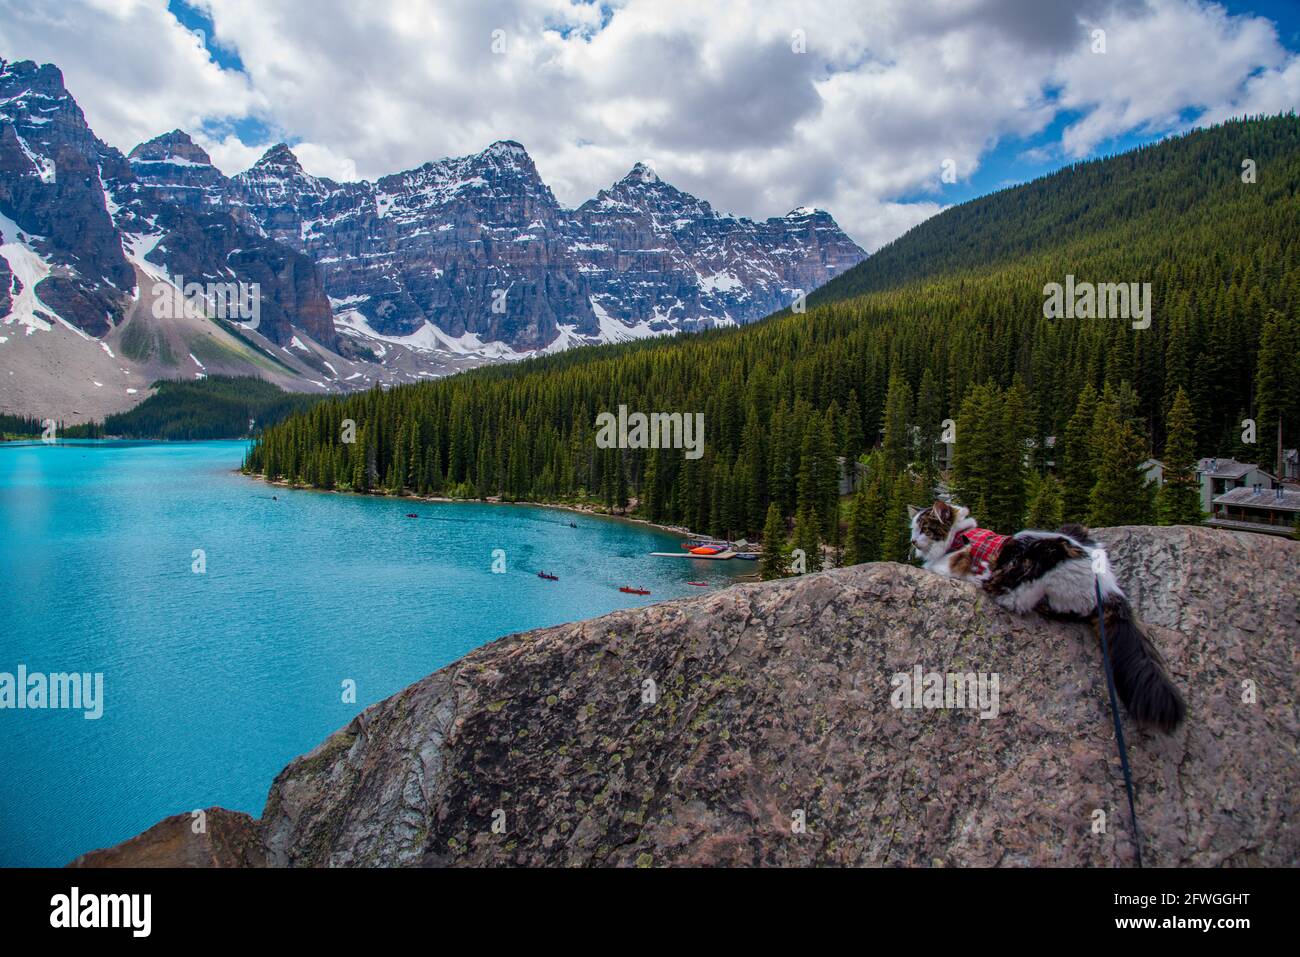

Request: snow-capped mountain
left=213, top=139, right=865, bottom=354
left=572, top=163, right=863, bottom=341
left=126, top=129, right=229, bottom=211
left=0, top=58, right=357, bottom=421
left=1, top=55, right=864, bottom=420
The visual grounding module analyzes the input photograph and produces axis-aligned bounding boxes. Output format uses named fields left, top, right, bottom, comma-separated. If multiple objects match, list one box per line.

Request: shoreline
left=244, top=470, right=766, bottom=581
left=242, top=469, right=705, bottom=541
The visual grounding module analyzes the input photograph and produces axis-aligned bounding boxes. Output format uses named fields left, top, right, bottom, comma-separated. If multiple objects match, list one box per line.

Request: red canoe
left=619, top=586, right=651, bottom=595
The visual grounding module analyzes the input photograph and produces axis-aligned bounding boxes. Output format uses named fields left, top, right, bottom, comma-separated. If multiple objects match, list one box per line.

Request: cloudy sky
left=2, top=0, right=1298, bottom=250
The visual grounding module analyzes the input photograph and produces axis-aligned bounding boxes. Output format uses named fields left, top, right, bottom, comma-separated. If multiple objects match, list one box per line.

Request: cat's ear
left=907, top=505, right=921, bottom=520
left=933, top=500, right=950, bottom=519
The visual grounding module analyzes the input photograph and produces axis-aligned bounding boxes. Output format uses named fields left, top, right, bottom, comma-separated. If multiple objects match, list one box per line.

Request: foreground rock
left=69, top=808, right=264, bottom=868
left=70, top=526, right=1298, bottom=867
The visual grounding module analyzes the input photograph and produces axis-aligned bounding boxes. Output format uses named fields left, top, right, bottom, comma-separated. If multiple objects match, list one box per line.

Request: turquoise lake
left=0, top=440, right=750, bottom=866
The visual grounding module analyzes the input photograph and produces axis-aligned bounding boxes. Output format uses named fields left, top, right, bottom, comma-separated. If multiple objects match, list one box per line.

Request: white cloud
left=1054, top=0, right=1294, bottom=157
left=195, top=133, right=262, bottom=176
left=2, top=0, right=1297, bottom=251
left=0, top=0, right=262, bottom=153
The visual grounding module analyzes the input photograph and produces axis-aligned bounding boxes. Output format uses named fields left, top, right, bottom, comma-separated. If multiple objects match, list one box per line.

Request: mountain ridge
left=809, top=110, right=1300, bottom=306
left=1, top=56, right=864, bottom=419
left=208, top=135, right=865, bottom=350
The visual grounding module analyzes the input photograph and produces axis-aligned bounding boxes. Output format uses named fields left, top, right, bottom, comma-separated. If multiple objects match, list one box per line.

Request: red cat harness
left=947, top=527, right=1010, bottom=574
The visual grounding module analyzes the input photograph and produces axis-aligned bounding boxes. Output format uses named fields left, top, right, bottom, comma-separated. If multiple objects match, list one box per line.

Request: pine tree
left=845, top=455, right=888, bottom=564
left=816, top=415, right=841, bottom=543
left=793, top=504, right=823, bottom=573
left=1255, top=311, right=1292, bottom=474
left=1156, top=387, right=1202, bottom=526
left=880, top=372, right=912, bottom=476
left=615, top=451, right=629, bottom=512
left=760, top=502, right=789, bottom=580
left=1025, top=472, right=1064, bottom=530
left=952, top=382, right=1001, bottom=523
left=844, top=477, right=871, bottom=565
left=476, top=431, right=495, bottom=498
left=1088, top=410, right=1154, bottom=528
left=1060, top=383, right=1099, bottom=522
left=881, top=471, right=919, bottom=562
left=989, top=382, right=1029, bottom=531
left=842, top=389, right=866, bottom=461
left=915, top=367, right=942, bottom=480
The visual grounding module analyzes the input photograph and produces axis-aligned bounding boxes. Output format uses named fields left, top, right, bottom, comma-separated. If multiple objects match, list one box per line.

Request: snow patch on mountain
left=0, top=211, right=56, bottom=333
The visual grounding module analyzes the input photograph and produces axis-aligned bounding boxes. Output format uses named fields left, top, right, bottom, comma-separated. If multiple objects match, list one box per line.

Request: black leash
left=1095, top=575, right=1143, bottom=868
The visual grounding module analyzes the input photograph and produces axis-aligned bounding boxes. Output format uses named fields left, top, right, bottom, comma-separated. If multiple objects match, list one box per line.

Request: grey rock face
left=0, top=60, right=337, bottom=348
left=222, top=141, right=866, bottom=350
left=0, top=249, right=14, bottom=318
left=127, top=129, right=230, bottom=212
left=71, top=526, right=1300, bottom=867
left=229, top=141, right=595, bottom=347
left=3, top=55, right=863, bottom=370
left=571, top=167, right=864, bottom=335
left=0, top=59, right=133, bottom=335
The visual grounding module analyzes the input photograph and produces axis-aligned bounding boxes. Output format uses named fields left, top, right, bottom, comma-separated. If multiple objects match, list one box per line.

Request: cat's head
left=908, top=499, right=971, bottom=558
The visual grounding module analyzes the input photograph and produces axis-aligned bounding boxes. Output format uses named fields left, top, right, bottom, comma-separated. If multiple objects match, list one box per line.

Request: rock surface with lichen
left=70, top=525, right=1299, bottom=867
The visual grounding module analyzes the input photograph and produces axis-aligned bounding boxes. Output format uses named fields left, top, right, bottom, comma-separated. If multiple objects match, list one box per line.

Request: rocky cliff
left=127, top=129, right=230, bottom=212
left=222, top=140, right=866, bottom=352
left=3, top=56, right=864, bottom=416
left=0, top=60, right=337, bottom=347
left=0, top=243, right=12, bottom=319
left=70, top=525, right=1299, bottom=868
left=0, top=59, right=134, bottom=337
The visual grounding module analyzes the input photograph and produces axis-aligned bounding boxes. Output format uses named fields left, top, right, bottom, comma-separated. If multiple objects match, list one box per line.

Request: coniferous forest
left=100, top=377, right=322, bottom=440
left=245, top=115, right=1300, bottom=564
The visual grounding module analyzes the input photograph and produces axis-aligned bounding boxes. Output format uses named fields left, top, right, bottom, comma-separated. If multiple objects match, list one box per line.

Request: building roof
left=1197, top=458, right=1258, bottom=479
left=1213, top=485, right=1300, bottom=512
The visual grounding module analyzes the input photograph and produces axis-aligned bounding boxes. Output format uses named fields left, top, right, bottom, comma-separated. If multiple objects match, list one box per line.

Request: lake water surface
left=0, top=440, right=748, bottom=865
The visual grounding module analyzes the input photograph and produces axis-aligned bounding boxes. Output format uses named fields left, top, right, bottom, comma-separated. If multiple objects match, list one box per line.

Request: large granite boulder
left=70, top=526, right=1299, bottom=867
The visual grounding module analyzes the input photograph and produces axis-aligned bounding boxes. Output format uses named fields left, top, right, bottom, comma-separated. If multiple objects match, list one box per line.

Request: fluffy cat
left=908, top=499, right=1186, bottom=733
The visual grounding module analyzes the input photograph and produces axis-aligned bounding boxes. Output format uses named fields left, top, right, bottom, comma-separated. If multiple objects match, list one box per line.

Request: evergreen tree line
left=103, top=377, right=322, bottom=440
left=0, top=414, right=101, bottom=439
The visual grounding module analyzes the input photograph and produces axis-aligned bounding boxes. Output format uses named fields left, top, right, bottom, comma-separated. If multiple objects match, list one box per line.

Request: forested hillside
left=245, top=115, right=1300, bottom=562
left=101, top=377, right=322, bottom=440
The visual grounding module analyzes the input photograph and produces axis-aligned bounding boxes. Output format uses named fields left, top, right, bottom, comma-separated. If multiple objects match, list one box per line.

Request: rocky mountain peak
left=0, top=58, right=87, bottom=146
left=253, top=142, right=306, bottom=174
left=462, top=139, right=550, bottom=193
left=227, top=141, right=329, bottom=216
left=481, top=139, right=531, bottom=162
left=0, top=57, right=135, bottom=336
left=0, top=58, right=68, bottom=97
left=126, top=129, right=228, bottom=214
left=592, top=164, right=712, bottom=221
left=623, top=161, right=659, bottom=184
left=128, top=129, right=214, bottom=167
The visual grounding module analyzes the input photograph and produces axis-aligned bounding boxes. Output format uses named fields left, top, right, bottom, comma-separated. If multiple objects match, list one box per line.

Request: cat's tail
left=1094, top=594, right=1186, bottom=733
